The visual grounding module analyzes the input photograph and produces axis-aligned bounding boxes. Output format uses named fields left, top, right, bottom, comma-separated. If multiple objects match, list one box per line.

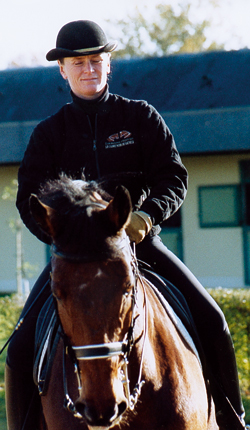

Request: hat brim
left=46, top=41, right=117, bottom=61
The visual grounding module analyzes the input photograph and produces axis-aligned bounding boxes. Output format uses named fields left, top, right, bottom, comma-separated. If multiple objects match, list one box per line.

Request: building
left=1, top=48, right=250, bottom=293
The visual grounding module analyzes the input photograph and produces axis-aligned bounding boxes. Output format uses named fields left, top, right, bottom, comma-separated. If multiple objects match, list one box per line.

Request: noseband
left=52, top=242, right=147, bottom=419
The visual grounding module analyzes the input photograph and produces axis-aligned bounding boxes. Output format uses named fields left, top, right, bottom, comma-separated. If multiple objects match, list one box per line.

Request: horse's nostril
left=77, top=402, right=122, bottom=426
left=84, top=404, right=97, bottom=424
left=118, top=400, right=127, bottom=416
left=108, top=403, right=119, bottom=422
left=74, top=400, right=86, bottom=418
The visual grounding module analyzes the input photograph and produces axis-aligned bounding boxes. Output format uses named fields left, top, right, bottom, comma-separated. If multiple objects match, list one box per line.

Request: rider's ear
left=58, top=60, right=67, bottom=80
left=105, top=185, right=132, bottom=233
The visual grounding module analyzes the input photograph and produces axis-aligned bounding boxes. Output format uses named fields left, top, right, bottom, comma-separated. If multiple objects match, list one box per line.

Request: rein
left=52, top=242, right=147, bottom=417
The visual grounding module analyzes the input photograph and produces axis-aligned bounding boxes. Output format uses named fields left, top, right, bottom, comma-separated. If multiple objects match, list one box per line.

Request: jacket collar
left=71, top=85, right=112, bottom=115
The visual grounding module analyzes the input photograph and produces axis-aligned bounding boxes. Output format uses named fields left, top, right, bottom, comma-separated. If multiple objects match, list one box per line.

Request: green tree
left=107, top=2, right=224, bottom=59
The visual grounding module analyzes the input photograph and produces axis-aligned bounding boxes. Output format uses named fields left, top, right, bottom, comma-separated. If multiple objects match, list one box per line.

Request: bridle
left=51, top=240, right=148, bottom=419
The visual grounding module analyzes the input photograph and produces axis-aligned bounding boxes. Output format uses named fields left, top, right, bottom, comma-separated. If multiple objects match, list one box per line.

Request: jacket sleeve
left=16, top=121, right=58, bottom=244
left=138, top=103, right=188, bottom=226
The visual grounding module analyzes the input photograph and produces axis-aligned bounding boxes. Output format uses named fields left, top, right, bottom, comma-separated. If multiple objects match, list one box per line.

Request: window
left=241, top=160, right=250, bottom=285
left=198, top=185, right=242, bottom=228
left=243, top=183, right=250, bottom=225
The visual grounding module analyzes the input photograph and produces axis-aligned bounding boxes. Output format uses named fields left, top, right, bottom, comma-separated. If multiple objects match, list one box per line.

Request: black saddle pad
left=33, top=295, right=61, bottom=396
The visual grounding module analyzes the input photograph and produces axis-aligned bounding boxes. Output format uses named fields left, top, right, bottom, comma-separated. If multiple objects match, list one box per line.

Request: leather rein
left=51, top=242, right=147, bottom=419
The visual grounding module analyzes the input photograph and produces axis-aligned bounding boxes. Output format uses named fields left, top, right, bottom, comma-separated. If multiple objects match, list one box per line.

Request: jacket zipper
left=87, top=114, right=101, bottom=180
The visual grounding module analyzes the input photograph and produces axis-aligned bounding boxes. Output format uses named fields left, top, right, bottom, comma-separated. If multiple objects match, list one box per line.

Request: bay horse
left=29, top=176, right=219, bottom=430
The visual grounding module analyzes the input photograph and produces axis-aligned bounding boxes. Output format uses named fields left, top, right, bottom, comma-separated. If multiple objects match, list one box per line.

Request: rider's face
left=58, top=53, right=111, bottom=100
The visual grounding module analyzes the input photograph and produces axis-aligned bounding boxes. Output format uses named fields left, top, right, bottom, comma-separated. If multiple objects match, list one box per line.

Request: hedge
left=207, top=288, right=250, bottom=398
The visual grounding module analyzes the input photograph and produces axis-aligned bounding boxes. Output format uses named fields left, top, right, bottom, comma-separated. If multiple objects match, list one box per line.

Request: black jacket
left=16, top=87, right=188, bottom=244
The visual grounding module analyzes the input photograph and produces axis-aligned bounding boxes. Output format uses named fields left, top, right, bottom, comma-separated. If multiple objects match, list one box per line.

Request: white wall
left=1, top=153, right=250, bottom=293
left=0, top=165, right=46, bottom=293
left=182, top=153, right=250, bottom=288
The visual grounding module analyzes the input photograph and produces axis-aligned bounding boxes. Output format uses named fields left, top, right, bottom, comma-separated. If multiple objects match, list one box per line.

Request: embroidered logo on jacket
left=105, top=130, right=134, bottom=148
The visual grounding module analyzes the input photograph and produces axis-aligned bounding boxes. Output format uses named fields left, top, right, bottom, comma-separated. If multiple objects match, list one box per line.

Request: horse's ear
left=29, top=194, right=57, bottom=238
left=105, top=185, right=132, bottom=232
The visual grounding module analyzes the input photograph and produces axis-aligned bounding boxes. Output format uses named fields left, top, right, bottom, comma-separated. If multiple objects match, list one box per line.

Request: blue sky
left=1, top=0, right=250, bottom=70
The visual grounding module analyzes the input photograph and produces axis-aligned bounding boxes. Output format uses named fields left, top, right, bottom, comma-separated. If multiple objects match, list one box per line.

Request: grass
left=209, top=288, right=250, bottom=424
left=0, top=292, right=249, bottom=427
left=0, top=295, right=23, bottom=430
left=0, top=347, right=7, bottom=430
left=0, top=391, right=7, bottom=430
left=245, top=397, right=250, bottom=425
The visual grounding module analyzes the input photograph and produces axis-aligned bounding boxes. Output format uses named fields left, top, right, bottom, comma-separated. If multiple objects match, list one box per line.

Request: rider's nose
left=83, top=60, right=94, bottom=73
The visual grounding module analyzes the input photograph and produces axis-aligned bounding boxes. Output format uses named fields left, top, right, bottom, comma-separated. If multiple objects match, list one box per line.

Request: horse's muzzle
left=75, top=399, right=128, bottom=428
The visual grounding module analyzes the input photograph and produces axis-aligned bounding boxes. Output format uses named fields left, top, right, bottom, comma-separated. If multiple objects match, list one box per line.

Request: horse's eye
left=51, top=289, right=61, bottom=302
left=51, top=283, right=64, bottom=302
left=123, top=286, right=133, bottom=298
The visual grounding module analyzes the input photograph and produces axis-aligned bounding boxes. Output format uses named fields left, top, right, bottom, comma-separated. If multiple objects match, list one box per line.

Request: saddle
left=33, top=261, right=206, bottom=396
left=138, top=261, right=205, bottom=368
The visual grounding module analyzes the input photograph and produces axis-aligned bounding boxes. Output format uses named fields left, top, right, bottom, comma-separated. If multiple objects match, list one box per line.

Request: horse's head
left=30, top=177, right=144, bottom=428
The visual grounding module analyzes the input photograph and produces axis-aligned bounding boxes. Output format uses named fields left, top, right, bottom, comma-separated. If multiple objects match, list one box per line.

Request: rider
left=5, top=20, right=248, bottom=430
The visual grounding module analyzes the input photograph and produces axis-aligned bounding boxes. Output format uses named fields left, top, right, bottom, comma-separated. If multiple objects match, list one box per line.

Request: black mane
left=39, top=175, right=110, bottom=211
left=38, top=175, right=114, bottom=256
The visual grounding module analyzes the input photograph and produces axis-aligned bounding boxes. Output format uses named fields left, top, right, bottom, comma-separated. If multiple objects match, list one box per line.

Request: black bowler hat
left=46, top=20, right=117, bottom=61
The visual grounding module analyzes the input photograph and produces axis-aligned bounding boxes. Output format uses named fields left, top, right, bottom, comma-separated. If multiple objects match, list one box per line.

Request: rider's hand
left=125, top=211, right=152, bottom=244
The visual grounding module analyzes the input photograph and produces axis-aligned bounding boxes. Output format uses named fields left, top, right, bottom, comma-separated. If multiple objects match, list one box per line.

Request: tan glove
left=125, top=211, right=152, bottom=244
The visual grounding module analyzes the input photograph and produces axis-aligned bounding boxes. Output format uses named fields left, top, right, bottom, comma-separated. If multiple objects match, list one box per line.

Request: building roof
left=0, top=66, right=70, bottom=122
left=163, top=106, right=250, bottom=155
left=1, top=49, right=250, bottom=163
left=111, top=49, right=250, bottom=112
